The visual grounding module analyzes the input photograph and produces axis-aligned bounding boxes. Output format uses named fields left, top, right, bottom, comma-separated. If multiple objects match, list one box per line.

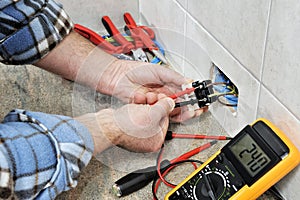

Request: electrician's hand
left=97, top=60, right=184, bottom=104
left=75, top=97, right=175, bottom=154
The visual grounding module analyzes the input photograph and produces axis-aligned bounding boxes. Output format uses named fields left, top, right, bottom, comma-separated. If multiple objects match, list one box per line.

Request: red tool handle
left=123, top=12, right=158, bottom=50
left=140, top=25, right=155, bottom=39
left=102, top=16, right=135, bottom=53
left=74, top=24, right=105, bottom=45
left=74, top=24, right=122, bottom=54
left=124, top=12, right=138, bottom=28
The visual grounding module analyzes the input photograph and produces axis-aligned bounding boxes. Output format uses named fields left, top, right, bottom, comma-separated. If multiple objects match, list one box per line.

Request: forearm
left=35, top=31, right=118, bottom=91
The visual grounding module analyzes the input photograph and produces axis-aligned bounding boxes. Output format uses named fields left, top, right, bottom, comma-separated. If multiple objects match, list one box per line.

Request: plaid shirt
left=0, top=0, right=73, bottom=64
left=0, top=1, right=94, bottom=199
left=0, top=110, right=94, bottom=199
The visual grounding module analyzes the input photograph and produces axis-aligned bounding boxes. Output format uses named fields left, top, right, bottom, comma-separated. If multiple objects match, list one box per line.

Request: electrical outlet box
left=210, top=63, right=239, bottom=115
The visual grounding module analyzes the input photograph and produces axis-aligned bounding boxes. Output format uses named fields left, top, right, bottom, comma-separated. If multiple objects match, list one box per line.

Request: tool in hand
left=74, top=24, right=133, bottom=60
left=164, top=80, right=217, bottom=109
left=101, top=15, right=149, bottom=62
left=123, top=12, right=169, bottom=65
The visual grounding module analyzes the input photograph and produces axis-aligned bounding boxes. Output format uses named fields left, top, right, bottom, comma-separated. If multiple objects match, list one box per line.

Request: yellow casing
left=164, top=118, right=300, bottom=200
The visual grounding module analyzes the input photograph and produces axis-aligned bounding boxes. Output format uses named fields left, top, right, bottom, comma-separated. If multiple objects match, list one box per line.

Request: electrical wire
left=153, top=141, right=219, bottom=200
left=208, top=81, right=239, bottom=107
left=152, top=159, right=203, bottom=200
left=217, top=93, right=238, bottom=107
left=207, top=82, right=227, bottom=87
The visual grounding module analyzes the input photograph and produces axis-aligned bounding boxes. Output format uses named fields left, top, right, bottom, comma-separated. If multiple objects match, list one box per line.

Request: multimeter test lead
left=165, top=131, right=232, bottom=141
left=112, top=140, right=220, bottom=198
left=153, top=141, right=218, bottom=200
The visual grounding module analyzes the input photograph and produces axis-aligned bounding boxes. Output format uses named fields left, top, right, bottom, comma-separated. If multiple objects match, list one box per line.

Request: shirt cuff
left=0, top=109, right=94, bottom=199
left=0, top=0, right=73, bottom=65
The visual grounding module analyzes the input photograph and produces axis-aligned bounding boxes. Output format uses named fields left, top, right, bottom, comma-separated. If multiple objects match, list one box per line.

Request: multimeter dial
left=193, top=168, right=228, bottom=199
left=169, top=153, right=245, bottom=200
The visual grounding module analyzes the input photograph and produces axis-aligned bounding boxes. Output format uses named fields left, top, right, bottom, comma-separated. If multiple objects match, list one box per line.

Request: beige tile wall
left=140, top=0, right=300, bottom=199
left=59, top=0, right=139, bottom=33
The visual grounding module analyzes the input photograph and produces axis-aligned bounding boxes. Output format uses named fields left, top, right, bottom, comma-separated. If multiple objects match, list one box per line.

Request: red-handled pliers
left=74, top=23, right=121, bottom=54
left=101, top=15, right=148, bottom=62
left=123, top=12, right=169, bottom=65
left=74, top=24, right=133, bottom=60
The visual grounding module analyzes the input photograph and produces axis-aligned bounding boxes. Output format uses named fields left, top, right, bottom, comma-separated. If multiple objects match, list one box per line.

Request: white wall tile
left=140, top=0, right=186, bottom=70
left=59, top=0, right=139, bottom=32
left=186, top=0, right=271, bottom=80
left=182, top=34, right=211, bottom=80
left=185, top=15, right=260, bottom=135
left=263, top=0, right=300, bottom=118
left=175, top=0, right=187, bottom=8
left=257, top=85, right=300, bottom=199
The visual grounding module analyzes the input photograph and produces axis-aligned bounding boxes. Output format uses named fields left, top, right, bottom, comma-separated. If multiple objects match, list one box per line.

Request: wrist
left=75, top=108, right=122, bottom=155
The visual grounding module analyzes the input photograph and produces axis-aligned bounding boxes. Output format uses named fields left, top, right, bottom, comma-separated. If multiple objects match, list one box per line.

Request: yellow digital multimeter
left=165, top=118, right=300, bottom=200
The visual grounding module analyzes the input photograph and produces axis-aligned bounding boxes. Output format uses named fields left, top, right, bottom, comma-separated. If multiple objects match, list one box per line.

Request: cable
left=156, top=145, right=176, bottom=188
left=217, top=93, right=238, bottom=107
left=153, top=141, right=218, bottom=199
left=207, top=82, right=227, bottom=87
left=152, top=159, right=203, bottom=200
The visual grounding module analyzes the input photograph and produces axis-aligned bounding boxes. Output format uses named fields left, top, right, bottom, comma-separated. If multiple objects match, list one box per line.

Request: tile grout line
left=173, top=0, right=187, bottom=68
left=256, top=0, right=273, bottom=119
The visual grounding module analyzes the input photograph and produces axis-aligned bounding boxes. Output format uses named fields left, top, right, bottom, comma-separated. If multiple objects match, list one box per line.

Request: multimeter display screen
left=229, top=133, right=272, bottom=177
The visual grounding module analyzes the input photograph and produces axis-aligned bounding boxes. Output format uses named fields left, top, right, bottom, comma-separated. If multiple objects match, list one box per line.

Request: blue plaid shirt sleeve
left=0, top=0, right=73, bottom=64
left=0, top=109, right=94, bottom=199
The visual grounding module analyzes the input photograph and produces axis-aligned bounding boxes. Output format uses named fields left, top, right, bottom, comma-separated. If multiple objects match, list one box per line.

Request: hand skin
left=35, top=30, right=205, bottom=122
left=75, top=97, right=175, bottom=154
left=35, top=31, right=184, bottom=104
left=35, top=30, right=207, bottom=153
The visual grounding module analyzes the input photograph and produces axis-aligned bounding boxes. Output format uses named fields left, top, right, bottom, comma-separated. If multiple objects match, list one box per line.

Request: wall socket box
left=210, top=63, right=239, bottom=116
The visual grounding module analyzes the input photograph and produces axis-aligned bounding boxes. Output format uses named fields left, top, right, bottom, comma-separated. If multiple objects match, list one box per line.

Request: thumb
left=150, top=97, right=175, bottom=121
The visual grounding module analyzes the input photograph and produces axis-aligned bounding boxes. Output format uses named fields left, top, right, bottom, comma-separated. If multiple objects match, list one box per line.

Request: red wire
left=171, top=141, right=215, bottom=164
left=154, top=161, right=199, bottom=197
left=154, top=141, right=216, bottom=199
left=156, top=148, right=175, bottom=188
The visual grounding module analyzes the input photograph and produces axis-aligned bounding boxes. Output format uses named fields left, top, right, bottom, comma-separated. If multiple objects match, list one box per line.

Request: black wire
left=152, top=159, right=203, bottom=200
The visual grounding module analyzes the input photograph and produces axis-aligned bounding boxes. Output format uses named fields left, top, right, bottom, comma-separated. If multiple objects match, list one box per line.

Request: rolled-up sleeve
left=0, top=0, right=73, bottom=64
left=0, top=109, right=94, bottom=199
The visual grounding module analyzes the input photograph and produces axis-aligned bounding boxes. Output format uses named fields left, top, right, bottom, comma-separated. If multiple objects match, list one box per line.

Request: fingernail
left=166, top=97, right=175, bottom=110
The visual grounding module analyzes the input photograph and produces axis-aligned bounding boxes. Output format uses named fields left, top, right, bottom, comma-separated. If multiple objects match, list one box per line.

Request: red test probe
left=165, top=130, right=232, bottom=141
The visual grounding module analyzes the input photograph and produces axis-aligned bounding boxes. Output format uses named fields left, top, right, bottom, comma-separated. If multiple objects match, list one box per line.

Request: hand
left=36, top=31, right=205, bottom=122
left=75, top=97, right=175, bottom=154
left=96, top=59, right=207, bottom=122
left=97, top=59, right=186, bottom=104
